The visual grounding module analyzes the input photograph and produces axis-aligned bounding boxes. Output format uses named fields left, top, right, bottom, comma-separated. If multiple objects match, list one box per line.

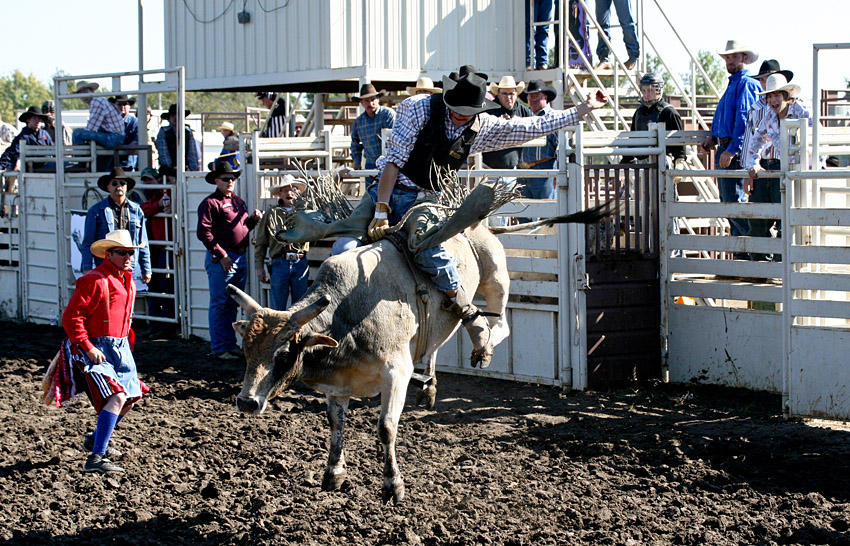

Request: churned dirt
left=2, top=320, right=849, bottom=545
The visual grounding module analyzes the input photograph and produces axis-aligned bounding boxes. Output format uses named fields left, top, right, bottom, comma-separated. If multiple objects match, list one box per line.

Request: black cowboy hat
left=448, top=64, right=489, bottom=82
left=109, top=94, right=137, bottom=106
left=97, top=167, right=136, bottom=192
left=754, top=59, right=793, bottom=82
left=159, top=165, right=177, bottom=178
left=18, top=106, right=49, bottom=123
left=441, top=74, right=499, bottom=116
left=161, top=103, right=191, bottom=120
left=520, top=79, right=557, bottom=103
left=352, top=83, right=386, bottom=101
left=205, top=160, right=241, bottom=184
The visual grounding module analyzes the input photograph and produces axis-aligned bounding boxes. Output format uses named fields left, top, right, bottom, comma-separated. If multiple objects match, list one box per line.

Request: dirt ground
left=2, top=320, right=849, bottom=546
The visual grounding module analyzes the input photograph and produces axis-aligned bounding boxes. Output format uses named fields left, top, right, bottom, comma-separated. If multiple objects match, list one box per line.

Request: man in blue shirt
left=350, top=84, right=395, bottom=170
left=700, top=40, right=761, bottom=258
left=111, top=95, right=139, bottom=171
left=518, top=80, right=559, bottom=208
left=0, top=106, right=54, bottom=172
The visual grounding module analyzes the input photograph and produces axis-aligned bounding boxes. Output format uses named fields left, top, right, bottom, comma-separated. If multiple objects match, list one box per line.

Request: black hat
left=161, top=103, right=191, bottom=120
left=97, top=167, right=136, bottom=192
left=441, top=74, right=499, bottom=116
left=19, top=106, right=49, bottom=123
left=205, top=160, right=241, bottom=184
left=754, top=59, right=793, bottom=82
left=448, top=64, right=489, bottom=82
left=255, top=91, right=277, bottom=101
left=158, top=165, right=176, bottom=178
left=520, top=79, right=557, bottom=103
left=41, top=100, right=55, bottom=114
left=110, top=94, right=137, bottom=106
left=352, top=83, right=386, bottom=100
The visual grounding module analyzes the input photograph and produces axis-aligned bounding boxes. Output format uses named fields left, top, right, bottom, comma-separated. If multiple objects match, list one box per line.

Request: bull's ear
left=304, top=333, right=338, bottom=348
left=232, top=320, right=249, bottom=338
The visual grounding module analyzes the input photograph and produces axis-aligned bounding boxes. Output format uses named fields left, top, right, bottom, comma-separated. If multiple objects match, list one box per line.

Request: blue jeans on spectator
left=518, top=167, right=556, bottom=223
left=205, top=250, right=247, bottom=355
left=595, top=0, right=639, bottom=62
left=72, top=129, right=125, bottom=171
left=526, top=0, right=554, bottom=69
left=269, top=255, right=309, bottom=310
left=715, top=142, right=749, bottom=259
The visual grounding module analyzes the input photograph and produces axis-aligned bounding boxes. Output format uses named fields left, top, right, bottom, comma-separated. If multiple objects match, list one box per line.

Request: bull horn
left=226, top=284, right=262, bottom=316
left=289, top=295, right=331, bottom=328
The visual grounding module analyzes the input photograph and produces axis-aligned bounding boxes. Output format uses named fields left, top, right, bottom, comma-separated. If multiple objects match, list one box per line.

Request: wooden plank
left=791, top=299, right=850, bottom=319
left=496, top=233, right=558, bottom=251
left=505, top=255, right=559, bottom=274
left=669, top=234, right=783, bottom=254
left=668, top=257, right=783, bottom=278
left=791, top=245, right=850, bottom=264
left=669, top=202, right=780, bottom=219
left=790, top=208, right=850, bottom=227
left=790, top=272, right=850, bottom=292
left=509, top=279, right=558, bottom=298
left=669, top=279, right=782, bottom=302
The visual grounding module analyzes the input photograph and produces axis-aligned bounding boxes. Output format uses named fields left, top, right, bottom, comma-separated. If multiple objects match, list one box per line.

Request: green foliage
left=0, top=70, right=53, bottom=122
left=681, top=50, right=727, bottom=97
left=645, top=54, right=676, bottom=96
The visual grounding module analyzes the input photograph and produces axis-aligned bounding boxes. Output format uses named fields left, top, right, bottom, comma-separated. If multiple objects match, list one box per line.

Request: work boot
left=83, top=453, right=124, bottom=474
left=443, top=300, right=493, bottom=369
left=82, top=434, right=122, bottom=459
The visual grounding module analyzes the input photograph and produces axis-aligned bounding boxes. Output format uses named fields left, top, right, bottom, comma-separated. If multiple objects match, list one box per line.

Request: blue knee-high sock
left=91, top=410, right=120, bottom=455
left=91, top=413, right=124, bottom=439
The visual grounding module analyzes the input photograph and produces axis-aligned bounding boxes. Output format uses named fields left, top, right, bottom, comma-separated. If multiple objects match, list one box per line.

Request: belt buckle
left=286, top=252, right=299, bottom=262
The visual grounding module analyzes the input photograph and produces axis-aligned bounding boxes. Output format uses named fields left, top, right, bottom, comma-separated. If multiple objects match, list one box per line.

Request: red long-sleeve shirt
left=141, top=189, right=170, bottom=242
left=62, top=260, right=136, bottom=353
left=196, top=189, right=258, bottom=259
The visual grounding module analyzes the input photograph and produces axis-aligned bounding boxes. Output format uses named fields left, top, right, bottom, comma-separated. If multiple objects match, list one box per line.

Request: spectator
left=741, top=60, right=794, bottom=182
left=0, top=112, right=16, bottom=144
left=518, top=80, right=559, bottom=207
left=594, top=0, right=639, bottom=71
left=254, top=175, right=311, bottom=310
left=80, top=167, right=151, bottom=283
left=568, top=0, right=592, bottom=69
left=526, top=0, right=554, bottom=70
left=110, top=95, right=139, bottom=170
left=196, top=162, right=262, bottom=360
left=62, top=229, right=150, bottom=474
left=212, top=122, right=240, bottom=169
left=0, top=106, right=53, bottom=172
left=350, top=84, right=395, bottom=171
left=256, top=92, right=287, bottom=138
left=156, top=104, right=200, bottom=171
left=71, top=81, right=125, bottom=170
left=41, top=100, right=72, bottom=146
left=700, top=40, right=761, bottom=259
left=405, top=77, right=441, bottom=96
left=140, top=166, right=177, bottom=338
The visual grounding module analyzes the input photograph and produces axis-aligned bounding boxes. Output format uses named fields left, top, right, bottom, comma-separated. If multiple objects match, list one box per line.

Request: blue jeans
left=595, top=0, right=639, bottom=62
left=269, top=255, right=309, bottom=310
left=715, top=142, right=750, bottom=245
left=72, top=129, right=125, bottom=148
left=526, top=0, right=554, bottom=68
left=204, top=250, right=247, bottom=354
left=518, top=171, right=556, bottom=223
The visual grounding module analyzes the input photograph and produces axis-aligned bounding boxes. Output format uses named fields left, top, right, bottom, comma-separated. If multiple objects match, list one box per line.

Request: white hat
left=217, top=121, right=235, bottom=132
left=489, top=75, right=526, bottom=96
left=717, top=40, right=759, bottom=64
left=406, top=76, right=441, bottom=95
left=269, top=174, right=307, bottom=195
left=757, top=74, right=801, bottom=98
left=90, top=230, right=142, bottom=259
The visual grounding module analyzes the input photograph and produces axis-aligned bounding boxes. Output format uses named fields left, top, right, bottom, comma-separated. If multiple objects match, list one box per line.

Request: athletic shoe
left=83, top=454, right=124, bottom=474
left=82, top=434, right=122, bottom=459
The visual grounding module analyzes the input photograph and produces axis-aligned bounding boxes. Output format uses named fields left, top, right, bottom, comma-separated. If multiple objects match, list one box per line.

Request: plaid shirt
left=743, top=100, right=812, bottom=170
left=378, top=94, right=581, bottom=189
left=85, top=96, right=124, bottom=134
left=350, top=106, right=394, bottom=168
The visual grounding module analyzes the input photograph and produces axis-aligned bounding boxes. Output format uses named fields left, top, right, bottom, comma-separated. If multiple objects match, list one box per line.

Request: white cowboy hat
left=217, top=121, right=235, bottom=132
left=269, top=174, right=307, bottom=195
left=406, top=76, right=441, bottom=95
left=717, top=40, right=759, bottom=64
left=90, top=230, right=142, bottom=259
left=489, top=75, right=526, bottom=96
left=757, top=74, right=801, bottom=98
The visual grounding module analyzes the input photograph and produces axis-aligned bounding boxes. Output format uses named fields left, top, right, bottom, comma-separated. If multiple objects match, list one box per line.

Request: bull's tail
left=488, top=201, right=618, bottom=234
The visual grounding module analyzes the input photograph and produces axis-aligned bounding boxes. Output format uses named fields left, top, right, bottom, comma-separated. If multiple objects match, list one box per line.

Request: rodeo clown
left=62, top=229, right=149, bottom=474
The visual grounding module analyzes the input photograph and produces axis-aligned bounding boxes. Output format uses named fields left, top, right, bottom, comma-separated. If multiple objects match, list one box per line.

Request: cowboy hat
left=352, top=83, right=386, bottom=101
left=520, top=79, right=557, bottom=103
left=74, top=80, right=100, bottom=94
left=405, top=76, right=441, bottom=95
left=753, top=59, right=793, bottom=82
left=161, top=103, right=191, bottom=120
left=717, top=40, right=758, bottom=63
left=41, top=100, right=55, bottom=115
left=205, top=160, right=241, bottom=184
left=216, top=121, right=236, bottom=133
left=448, top=65, right=489, bottom=82
left=97, top=167, right=137, bottom=192
left=109, top=94, right=137, bottom=106
left=489, top=75, right=526, bottom=96
left=90, top=229, right=142, bottom=259
left=442, top=74, right=500, bottom=116
left=269, top=174, right=307, bottom=195
left=757, top=74, right=801, bottom=98
left=18, top=106, right=49, bottom=123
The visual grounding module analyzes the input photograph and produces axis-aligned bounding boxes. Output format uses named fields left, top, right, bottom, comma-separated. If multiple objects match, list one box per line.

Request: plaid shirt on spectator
left=85, top=96, right=124, bottom=134
left=350, top=106, right=394, bottom=169
left=378, top=93, right=581, bottom=189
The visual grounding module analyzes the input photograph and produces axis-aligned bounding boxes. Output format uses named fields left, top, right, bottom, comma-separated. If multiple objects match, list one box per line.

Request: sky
left=2, top=0, right=847, bottom=104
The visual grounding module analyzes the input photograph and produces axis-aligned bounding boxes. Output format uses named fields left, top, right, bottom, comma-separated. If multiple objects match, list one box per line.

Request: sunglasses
left=108, top=249, right=135, bottom=257
left=110, top=180, right=128, bottom=187
left=218, top=176, right=237, bottom=182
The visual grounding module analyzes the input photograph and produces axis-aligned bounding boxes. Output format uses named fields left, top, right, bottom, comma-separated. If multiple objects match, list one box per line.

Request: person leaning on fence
left=71, top=81, right=126, bottom=171
left=700, top=40, right=761, bottom=260
left=254, top=175, right=311, bottom=310
left=140, top=166, right=177, bottom=339
left=197, top=161, right=262, bottom=360
left=62, top=229, right=151, bottom=474
left=156, top=104, right=200, bottom=172
left=517, top=80, right=559, bottom=209
left=350, top=84, right=395, bottom=171
left=81, top=167, right=151, bottom=284
left=0, top=106, right=53, bottom=173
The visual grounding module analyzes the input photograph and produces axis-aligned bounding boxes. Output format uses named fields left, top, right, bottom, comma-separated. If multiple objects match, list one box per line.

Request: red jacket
left=141, top=188, right=171, bottom=243
left=62, top=260, right=136, bottom=353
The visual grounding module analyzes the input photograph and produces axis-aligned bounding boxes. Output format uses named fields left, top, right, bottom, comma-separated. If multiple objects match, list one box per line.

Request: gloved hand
left=368, top=202, right=392, bottom=242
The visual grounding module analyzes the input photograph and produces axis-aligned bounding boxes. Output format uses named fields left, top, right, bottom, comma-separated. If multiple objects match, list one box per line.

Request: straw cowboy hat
left=74, top=80, right=100, bottom=94
left=352, top=83, right=386, bottom=100
left=406, top=76, right=441, bottom=95
left=717, top=40, right=759, bottom=63
left=18, top=106, right=49, bottom=123
left=269, top=174, right=307, bottom=195
left=97, top=167, right=136, bottom=192
left=757, top=74, right=801, bottom=98
left=216, top=121, right=236, bottom=133
left=753, top=59, right=793, bottom=82
left=90, top=229, right=142, bottom=259
left=489, top=75, right=526, bottom=96
left=520, top=79, right=557, bottom=103
left=441, top=74, right=500, bottom=116
left=205, top=160, right=241, bottom=184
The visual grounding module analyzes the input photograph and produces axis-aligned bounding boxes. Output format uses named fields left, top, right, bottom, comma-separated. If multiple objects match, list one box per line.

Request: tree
left=681, top=50, right=726, bottom=98
left=0, top=70, right=52, bottom=123
left=645, top=54, right=676, bottom=96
